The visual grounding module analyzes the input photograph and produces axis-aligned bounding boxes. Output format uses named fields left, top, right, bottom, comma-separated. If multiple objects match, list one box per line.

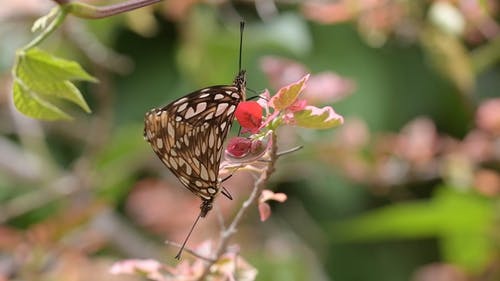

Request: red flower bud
left=225, top=137, right=252, bottom=158
left=235, top=101, right=263, bottom=133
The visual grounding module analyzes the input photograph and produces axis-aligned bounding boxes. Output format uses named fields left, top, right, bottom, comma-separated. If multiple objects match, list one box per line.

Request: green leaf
left=330, top=187, right=494, bottom=273
left=293, top=105, right=344, bottom=129
left=13, top=80, right=71, bottom=120
left=19, top=48, right=97, bottom=82
left=269, top=74, right=309, bottom=111
left=16, top=64, right=91, bottom=113
left=12, top=48, right=96, bottom=120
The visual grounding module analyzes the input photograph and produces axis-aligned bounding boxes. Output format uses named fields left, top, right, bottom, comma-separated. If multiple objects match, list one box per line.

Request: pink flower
left=225, top=137, right=253, bottom=158
left=224, top=136, right=270, bottom=163
left=260, top=56, right=354, bottom=104
left=110, top=259, right=166, bottom=281
left=476, top=98, right=500, bottom=135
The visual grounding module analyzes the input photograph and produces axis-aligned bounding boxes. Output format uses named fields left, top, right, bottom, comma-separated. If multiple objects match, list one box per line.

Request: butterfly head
left=234, top=70, right=247, bottom=100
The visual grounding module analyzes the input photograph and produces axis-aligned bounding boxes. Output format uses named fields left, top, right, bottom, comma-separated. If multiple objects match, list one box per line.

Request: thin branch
left=52, top=0, right=70, bottom=5
left=277, top=145, right=303, bottom=157
left=197, top=132, right=278, bottom=280
left=22, top=7, right=66, bottom=51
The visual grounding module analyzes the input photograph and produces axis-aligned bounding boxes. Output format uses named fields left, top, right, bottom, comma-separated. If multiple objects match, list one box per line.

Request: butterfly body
left=144, top=70, right=246, bottom=217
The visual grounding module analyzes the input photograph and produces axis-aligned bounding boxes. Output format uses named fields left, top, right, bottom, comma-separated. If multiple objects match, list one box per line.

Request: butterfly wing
left=144, top=85, right=244, bottom=201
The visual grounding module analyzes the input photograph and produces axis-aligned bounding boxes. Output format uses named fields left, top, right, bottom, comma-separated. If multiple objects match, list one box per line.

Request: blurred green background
left=0, top=1, right=499, bottom=281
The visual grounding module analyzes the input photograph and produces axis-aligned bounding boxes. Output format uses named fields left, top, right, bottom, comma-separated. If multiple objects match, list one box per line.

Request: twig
left=197, top=132, right=278, bottom=280
left=277, top=145, right=303, bottom=157
left=165, top=241, right=216, bottom=262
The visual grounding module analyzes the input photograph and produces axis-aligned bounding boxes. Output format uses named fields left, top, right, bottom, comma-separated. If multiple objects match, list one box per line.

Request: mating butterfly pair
left=143, top=71, right=246, bottom=216
left=143, top=23, right=247, bottom=259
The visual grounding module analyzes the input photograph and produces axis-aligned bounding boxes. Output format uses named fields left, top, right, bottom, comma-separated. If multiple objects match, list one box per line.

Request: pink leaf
left=268, top=74, right=310, bottom=111
left=258, top=202, right=271, bottom=222
left=287, top=99, right=308, bottom=112
left=293, top=105, right=344, bottom=129
left=259, top=189, right=288, bottom=203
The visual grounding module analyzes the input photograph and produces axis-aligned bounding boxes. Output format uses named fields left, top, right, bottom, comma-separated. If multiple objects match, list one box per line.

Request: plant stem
left=67, top=0, right=162, bottom=19
left=22, top=7, right=67, bottom=51
left=52, top=0, right=70, bottom=5
left=23, top=0, right=162, bottom=51
left=197, top=132, right=278, bottom=280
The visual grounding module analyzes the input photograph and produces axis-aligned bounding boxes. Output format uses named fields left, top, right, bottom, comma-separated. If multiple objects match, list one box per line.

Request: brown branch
left=67, top=0, right=163, bottom=19
left=197, top=132, right=279, bottom=280
left=52, top=0, right=70, bottom=5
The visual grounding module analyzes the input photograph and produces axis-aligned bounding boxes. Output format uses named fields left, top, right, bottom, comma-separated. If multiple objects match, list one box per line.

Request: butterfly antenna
left=174, top=210, right=203, bottom=260
left=239, top=21, right=245, bottom=72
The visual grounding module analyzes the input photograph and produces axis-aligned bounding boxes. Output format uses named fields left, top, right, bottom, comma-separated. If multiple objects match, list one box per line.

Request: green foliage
left=420, top=26, right=474, bottom=95
left=12, top=48, right=96, bottom=120
left=93, top=124, right=150, bottom=203
left=331, top=187, right=494, bottom=273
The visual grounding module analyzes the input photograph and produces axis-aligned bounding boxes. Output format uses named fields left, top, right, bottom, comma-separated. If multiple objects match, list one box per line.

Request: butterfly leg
left=220, top=186, right=233, bottom=200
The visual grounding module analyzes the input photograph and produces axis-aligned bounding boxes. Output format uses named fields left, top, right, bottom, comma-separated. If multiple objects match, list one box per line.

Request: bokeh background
left=1, top=0, right=499, bottom=280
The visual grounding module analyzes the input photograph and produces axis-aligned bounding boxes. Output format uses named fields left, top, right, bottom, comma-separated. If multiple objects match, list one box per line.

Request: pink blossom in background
left=110, top=259, right=165, bottom=281
left=461, top=129, right=493, bottom=163
left=0, top=0, right=51, bottom=19
left=337, top=118, right=370, bottom=149
left=395, top=117, right=438, bottom=165
left=260, top=56, right=355, bottom=104
left=303, top=72, right=356, bottom=104
left=260, top=56, right=308, bottom=89
left=301, top=1, right=354, bottom=24
left=411, top=263, right=468, bottom=281
left=459, top=0, right=500, bottom=41
left=476, top=98, right=500, bottom=135
left=474, top=169, right=500, bottom=196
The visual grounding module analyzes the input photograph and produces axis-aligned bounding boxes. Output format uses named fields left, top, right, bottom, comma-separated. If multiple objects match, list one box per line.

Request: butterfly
left=143, top=22, right=246, bottom=259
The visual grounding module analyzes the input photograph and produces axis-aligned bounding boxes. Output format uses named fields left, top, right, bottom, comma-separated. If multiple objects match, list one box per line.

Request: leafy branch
left=12, top=0, right=163, bottom=120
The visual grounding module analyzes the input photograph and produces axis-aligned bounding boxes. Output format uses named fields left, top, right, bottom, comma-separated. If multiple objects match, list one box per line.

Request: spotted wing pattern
left=144, top=71, right=246, bottom=216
